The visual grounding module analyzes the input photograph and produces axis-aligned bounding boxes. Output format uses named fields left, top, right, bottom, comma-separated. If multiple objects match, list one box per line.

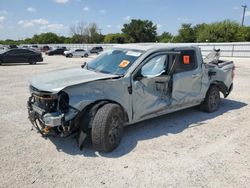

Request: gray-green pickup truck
left=27, top=44, right=234, bottom=152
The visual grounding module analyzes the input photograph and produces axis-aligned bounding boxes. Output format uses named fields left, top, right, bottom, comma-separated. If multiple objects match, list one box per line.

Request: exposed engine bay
left=27, top=86, right=79, bottom=137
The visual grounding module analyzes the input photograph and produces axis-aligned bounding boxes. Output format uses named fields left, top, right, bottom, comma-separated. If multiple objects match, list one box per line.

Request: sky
left=0, top=0, right=250, bottom=40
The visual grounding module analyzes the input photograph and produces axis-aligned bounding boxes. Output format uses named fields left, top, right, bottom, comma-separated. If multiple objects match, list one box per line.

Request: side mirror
left=81, top=62, right=87, bottom=69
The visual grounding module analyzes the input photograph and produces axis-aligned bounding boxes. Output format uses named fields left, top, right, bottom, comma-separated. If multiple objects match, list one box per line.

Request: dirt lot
left=0, top=55, right=249, bottom=188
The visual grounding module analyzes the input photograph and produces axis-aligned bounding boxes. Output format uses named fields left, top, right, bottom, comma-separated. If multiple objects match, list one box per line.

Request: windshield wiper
left=81, top=62, right=87, bottom=69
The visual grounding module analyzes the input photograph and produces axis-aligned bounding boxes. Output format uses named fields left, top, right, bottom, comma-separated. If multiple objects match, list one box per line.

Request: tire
left=28, top=58, right=37, bottom=65
left=84, top=53, right=89, bottom=58
left=91, top=103, right=124, bottom=152
left=200, top=85, right=220, bottom=113
left=68, top=54, right=73, bottom=58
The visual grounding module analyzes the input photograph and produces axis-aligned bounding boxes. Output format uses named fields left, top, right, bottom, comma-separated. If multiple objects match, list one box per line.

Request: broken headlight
left=58, top=91, right=69, bottom=113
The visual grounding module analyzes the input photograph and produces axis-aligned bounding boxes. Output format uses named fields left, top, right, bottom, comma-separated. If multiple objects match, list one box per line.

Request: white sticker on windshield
left=126, top=51, right=141, bottom=57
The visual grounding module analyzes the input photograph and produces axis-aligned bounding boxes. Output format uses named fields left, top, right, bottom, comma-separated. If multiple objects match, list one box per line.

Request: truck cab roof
left=114, top=43, right=198, bottom=52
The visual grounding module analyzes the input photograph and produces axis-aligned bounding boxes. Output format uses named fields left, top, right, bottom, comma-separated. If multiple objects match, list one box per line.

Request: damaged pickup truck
left=27, top=44, right=234, bottom=152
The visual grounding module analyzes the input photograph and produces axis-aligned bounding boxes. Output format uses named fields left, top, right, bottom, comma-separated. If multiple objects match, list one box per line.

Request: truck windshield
left=87, top=49, right=143, bottom=75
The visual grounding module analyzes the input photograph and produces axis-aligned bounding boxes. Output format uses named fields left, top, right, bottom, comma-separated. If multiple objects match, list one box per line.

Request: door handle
left=192, top=74, right=200, bottom=78
left=155, top=81, right=165, bottom=84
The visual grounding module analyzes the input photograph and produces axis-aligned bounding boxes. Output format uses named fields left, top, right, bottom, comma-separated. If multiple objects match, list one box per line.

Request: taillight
left=232, top=66, right=235, bottom=80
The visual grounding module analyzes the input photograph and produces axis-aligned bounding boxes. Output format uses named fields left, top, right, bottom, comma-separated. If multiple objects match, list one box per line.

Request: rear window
left=175, top=50, right=197, bottom=73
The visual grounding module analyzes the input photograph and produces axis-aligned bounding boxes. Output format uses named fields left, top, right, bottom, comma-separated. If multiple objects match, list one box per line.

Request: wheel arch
left=75, top=99, right=129, bottom=150
left=80, top=99, right=129, bottom=126
left=210, top=80, right=230, bottom=98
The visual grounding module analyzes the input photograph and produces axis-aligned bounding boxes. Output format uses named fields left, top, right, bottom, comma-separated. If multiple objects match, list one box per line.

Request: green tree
left=70, top=22, right=103, bottom=43
left=122, top=19, right=157, bottom=42
left=88, top=23, right=104, bottom=43
left=242, top=26, right=250, bottom=41
left=174, top=23, right=196, bottom=43
left=27, top=32, right=61, bottom=44
left=104, top=33, right=128, bottom=43
left=157, top=32, right=173, bottom=43
left=195, top=20, right=244, bottom=42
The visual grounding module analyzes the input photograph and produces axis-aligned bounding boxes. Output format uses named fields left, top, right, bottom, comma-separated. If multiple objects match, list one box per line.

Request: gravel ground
left=0, top=55, right=249, bottom=188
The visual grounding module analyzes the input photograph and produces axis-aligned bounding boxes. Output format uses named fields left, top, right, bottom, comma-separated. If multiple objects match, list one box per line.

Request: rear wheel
left=28, top=58, right=37, bottom=65
left=84, top=53, right=89, bottom=58
left=200, top=85, right=220, bottom=112
left=91, top=103, right=124, bottom=152
left=68, top=54, right=73, bottom=58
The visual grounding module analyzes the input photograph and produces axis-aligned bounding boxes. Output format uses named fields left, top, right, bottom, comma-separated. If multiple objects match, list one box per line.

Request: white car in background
left=64, top=49, right=90, bottom=58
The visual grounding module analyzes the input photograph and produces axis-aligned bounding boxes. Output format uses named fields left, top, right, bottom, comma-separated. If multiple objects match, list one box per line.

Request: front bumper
left=27, top=96, right=78, bottom=136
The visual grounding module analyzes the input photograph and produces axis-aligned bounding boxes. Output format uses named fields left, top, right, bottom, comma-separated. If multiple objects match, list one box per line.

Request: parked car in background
left=45, top=48, right=67, bottom=56
left=8, top=45, right=18, bottom=49
left=41, top=45, right=50, bottom=52
left=0, top=46, right=6, bottom=51
left=32, top=45, right=38, bottom=49
left=0, top=48, right=43, bottom=65
left=89, top=46, right=103, bottom=54
left=64, top=49, right=90, bottom=58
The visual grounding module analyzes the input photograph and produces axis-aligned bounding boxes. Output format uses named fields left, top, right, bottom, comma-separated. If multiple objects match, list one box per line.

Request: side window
left=175, top=50, right=197, bottom=73
left=141, top=55, right=168, bottom=78
left=19, top=49, right=29, bottom=54
left=6, top=50, right=16, bottom=55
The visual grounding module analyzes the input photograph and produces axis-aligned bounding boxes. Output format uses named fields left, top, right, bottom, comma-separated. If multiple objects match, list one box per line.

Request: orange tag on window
left=183, top=55, right=190, bottom=64
left=119, top=60, right=130, bottom=68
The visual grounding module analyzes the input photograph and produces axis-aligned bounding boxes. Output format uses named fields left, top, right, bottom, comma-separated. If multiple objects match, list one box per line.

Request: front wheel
left=28, top=58, right=37, bottom=65
left=91, top=103, right=124, bottom=152
left=200, top=85, right=220, bottom=113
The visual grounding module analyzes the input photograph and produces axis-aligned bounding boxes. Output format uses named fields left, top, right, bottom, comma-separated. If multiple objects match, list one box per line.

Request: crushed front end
left=27, top=85, right=79, bottom=137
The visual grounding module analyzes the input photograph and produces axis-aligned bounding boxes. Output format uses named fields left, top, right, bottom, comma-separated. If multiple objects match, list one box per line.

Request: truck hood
left=30, top=68, right=120, bottom=93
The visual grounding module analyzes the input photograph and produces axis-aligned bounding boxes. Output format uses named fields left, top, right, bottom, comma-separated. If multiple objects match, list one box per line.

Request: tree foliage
left=1, top=19, right=250, bottom=45
left=104, top=33, right=128, bottom=43
left=31, top=33, right=63, bottom=44
left=173, top=24, right=196, bottom=43
left=122, top=19, right=157, bottom=42
left=70, top=22, right=103, bottom=43
left=195, top=20, right=245, bottom=42
left=157, top=32, right=173, bottom=42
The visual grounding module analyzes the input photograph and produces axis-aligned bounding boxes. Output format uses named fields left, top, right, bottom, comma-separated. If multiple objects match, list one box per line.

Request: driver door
left=3, top=50, right=19, bottom=63
left=131, top=53, right=171, bottom=121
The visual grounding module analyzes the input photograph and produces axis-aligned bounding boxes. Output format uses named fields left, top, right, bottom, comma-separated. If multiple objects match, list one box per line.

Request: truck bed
left=205, top=60, right=234, bottom=95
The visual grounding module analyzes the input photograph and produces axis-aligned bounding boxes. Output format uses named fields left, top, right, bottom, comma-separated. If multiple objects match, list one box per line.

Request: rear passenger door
left=17, top=49, right=30, bottom=62
left=171, top=49, right=202, bottom=105
left=75, top=49, right=83, bottom=56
